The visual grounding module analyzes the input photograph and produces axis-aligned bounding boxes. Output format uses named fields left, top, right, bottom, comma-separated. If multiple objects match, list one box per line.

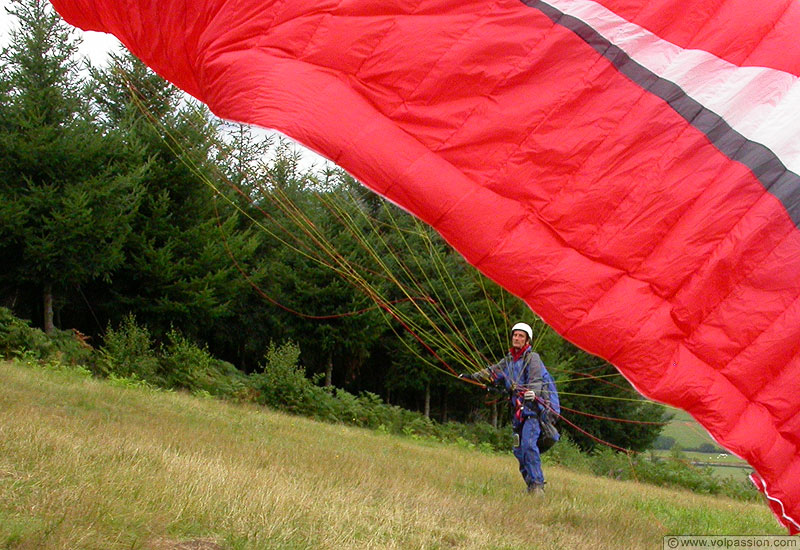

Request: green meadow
left=658, top=409, right=753, bottom=481
left=0, top=361, right=784, bottom=550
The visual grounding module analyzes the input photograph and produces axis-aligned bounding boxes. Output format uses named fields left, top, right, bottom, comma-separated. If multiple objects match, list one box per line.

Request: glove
left=523, top=390, right=536, bottom=405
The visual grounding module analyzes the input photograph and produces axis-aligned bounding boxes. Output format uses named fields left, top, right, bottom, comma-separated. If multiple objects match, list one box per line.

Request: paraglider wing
left=49, top=0, right=800, bottom=532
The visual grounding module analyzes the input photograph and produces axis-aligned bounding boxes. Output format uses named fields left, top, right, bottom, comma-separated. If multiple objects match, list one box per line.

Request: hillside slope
left=0, top=361, right=784, bottom=549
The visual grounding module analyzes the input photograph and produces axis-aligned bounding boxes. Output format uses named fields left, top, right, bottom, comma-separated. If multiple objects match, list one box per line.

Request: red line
left=558, top=403, right=668, bottom=425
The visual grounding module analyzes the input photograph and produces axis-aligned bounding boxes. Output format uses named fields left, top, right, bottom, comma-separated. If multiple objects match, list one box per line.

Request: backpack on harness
left=535, top=366, right=561, bottom=453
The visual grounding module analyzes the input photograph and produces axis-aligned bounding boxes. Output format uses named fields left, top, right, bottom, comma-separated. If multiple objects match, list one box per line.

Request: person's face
left=511, top=330, right=529, bottom=350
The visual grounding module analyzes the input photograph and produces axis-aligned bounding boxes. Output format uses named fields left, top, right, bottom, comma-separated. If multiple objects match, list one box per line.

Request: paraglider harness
left=512, top=352, right=560, bottom=453
left=533, top=382, right=560, bottom=453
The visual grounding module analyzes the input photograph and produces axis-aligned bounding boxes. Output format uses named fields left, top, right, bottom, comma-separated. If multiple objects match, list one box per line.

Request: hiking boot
left=527, top=483, right=545, bottom=495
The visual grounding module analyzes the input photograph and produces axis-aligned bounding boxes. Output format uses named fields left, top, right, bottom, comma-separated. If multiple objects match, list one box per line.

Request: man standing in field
left=461, top=322, right=559, bottom=494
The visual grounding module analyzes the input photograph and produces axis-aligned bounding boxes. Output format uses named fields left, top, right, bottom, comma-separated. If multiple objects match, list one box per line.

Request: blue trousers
left=513, top=417, right=543, bottom=486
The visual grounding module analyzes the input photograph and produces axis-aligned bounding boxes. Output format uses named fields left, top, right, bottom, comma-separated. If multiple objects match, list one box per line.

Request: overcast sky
left=1, top=0, right=331, bottom=169
left=1, top=0, right=122, bottom=65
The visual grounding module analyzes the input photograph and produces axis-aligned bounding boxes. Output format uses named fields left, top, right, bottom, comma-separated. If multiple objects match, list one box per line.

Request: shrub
left=98, top=315, right=160, bottom=381
left=99, top=319, right=246, bottom=396
left=352, top=391, right=394, bottom=428
left=542, top=433, right=592, bottom=472
left=551, top=445, right=761, bottom=502
left=0, top=307, right=48, bottom=359
left=249, top=342, right=317, bottom=413
left=461, top=421, right=514, bottom=451
left=48, top=328, right=94, bottom=366
left=652, top=435, right=676, bottom=450
left=402, top=416, right=436, bottom=438
left=693, top=442, right=722, bottom=453
left=0, top=307, right=92, bottom=366
left=159, top=329, right=245, bottom=397
left=108, top=373, right=159, bottom=391
left=245, top=343, right=513, bottom=452
left=319, top=388, right=390, bottom=428
left=631, top=455, right=725, bottom=495
left=589, top=446, right=633, bottom=480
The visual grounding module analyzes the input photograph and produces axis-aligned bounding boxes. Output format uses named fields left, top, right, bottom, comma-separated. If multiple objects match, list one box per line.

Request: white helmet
left=511, top=322, right=533, bottom=342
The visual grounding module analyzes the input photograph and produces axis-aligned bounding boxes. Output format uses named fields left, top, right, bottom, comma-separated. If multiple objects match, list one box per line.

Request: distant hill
left=655, top=407, right=754, bottom=482
left=658, top=408, right=725, bottom=452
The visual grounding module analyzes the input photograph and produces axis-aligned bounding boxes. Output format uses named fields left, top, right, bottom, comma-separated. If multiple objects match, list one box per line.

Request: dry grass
left=0, top=361, right=785, bottom=549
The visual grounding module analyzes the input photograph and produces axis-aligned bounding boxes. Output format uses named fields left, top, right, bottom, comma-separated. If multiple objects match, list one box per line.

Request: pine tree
left=87, top=52, right=268, bottom=360
left=0, top=0, right=143, bottom=332
left=554, top=342, right=671, bottom=452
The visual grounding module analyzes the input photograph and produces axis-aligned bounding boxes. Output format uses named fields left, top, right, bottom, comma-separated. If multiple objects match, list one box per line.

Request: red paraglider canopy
left=49, top=0, right=800, bottom=532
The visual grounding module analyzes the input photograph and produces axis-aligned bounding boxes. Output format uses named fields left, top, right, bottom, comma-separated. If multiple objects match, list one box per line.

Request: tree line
left=0, top=0, right=667, bottom=451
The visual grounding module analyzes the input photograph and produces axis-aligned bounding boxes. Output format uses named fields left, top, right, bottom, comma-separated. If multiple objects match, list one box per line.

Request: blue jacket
left=478, top=346, right=559, bottom=429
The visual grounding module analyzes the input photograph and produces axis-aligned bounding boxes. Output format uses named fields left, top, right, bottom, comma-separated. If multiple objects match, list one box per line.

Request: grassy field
left=649, top=450, right=753, bottom=482
left=660, top=409, right=724, bottom=451
left=657, top=409, right=753, bottom=481
left=0, top=361, right=786, bottom=550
